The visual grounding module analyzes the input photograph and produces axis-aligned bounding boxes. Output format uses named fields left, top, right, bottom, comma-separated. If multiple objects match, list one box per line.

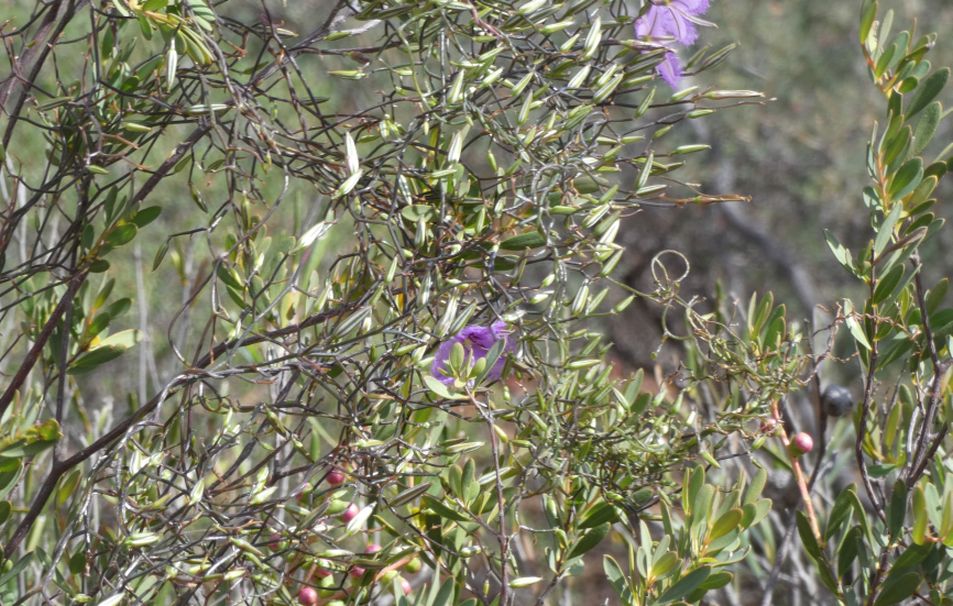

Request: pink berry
left=350, top=565, right=366, bottom=578
left=341, top=503, right=359, bottom=523
left=365, top=543, right=382, bottom=554
left=298, top=586, right=318, bottom=605
left=326, top=468, right=346, bottom=486
left=400, top=577, right=412, bottom=596
left=789, top=432, right=814, bottom=456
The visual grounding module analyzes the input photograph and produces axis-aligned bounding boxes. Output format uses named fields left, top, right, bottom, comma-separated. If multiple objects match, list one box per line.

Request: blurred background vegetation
left=609, top=0, right=953, bottom=373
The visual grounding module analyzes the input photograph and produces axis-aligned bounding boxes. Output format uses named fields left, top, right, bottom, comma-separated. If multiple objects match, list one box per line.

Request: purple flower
left=634, top=0, right=712, bottom=88
left=431, top=320, right=512, bottom=385
left=657, top=52, right=683, bottom=89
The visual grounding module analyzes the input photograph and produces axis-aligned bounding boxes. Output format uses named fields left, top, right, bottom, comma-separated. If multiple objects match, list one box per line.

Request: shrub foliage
left=0, top=0, right=951, bottom=605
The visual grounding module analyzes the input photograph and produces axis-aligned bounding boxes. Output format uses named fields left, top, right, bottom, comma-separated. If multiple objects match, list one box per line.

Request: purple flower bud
left=431, top=320, right=513, bottom=385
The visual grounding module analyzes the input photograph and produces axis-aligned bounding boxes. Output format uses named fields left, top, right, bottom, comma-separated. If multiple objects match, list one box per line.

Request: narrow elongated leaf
left=656, top=566, right=711, bottom=604
left=906, top=68, right=949, bottom=118
left=567, top=523, right=610, bottom=560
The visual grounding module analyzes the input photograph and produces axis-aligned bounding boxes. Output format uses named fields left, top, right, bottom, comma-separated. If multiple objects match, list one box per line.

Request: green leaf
left=906, top=68, right=949, bottom=119
left=604, top=555, right=633, bottom=603
left=692, top=571, right=733, bottom=597
left=508, top=576, right=542, bottom=588
left=89, top=259, right=110, bottom=273
left=873, top=571, right=921, bottom=606
left=567, top=523, right=610, bottom=560
left=476, top=339, right=506, bottom=384
left=846, top=313, right=872, bottom=350
left=428, top=577, right=455, bottom=606
left=68, top=550, right=86, bottom=575
left=0, top=420, right=62, bottom=458
left=825, top=230, right=854, bottom=272
left=741, top=499, right=772, bottom=528
left=744, top=465, right=768, bottom=505
left=872, top=264, right=904, bottom=305
left=796, top=511, right=822, bottom=560
left=913, top=101, right=942, bottom=155
left=891, top=543, right=932, bottom=571
left=0, top=552, right=34, bottom=586
left=708, top=508, right=742, bottom=542
left=860, top=0, right=878, bottom=46
left=579, top=502, right=619, bottom=529
left=499, top=231, right=546, bottom=251
left=69, top=330, right=140, bottom=374
left=152, top=240, right=170, bottom=270
left=334, top=169, right=363, bottom=197
left=422, top=375, right=466, bottom=401
left=825, top=489, right=856, bottom=540
left=216, top=264, right=243, bottom=290
left=797, top=511, right=841, bottom=592
left=888, top=158, right=923, bottom=200
left=837, top=526, right=862, bottom=578
left=887, top=480, right=908, bottom=538
left=0, top=458, right=22, bottom=496
left=132, top=206, right=162, bottom=228
left=56, top=468, right=82, bottom=508
left=105, top=223, right=138, bottom=248
left=421, top=494, right=468, bottom=523
left=683, top=465, right=705, bottom=516
left=656, top=566, right=711, bottom=604
left=874, top=202, right=903, bottom=258
left=390, top=482, right=432, bottom=508
left=650, top=552, right=679, bottom=580
left=912, top=485, right=929, bottom=544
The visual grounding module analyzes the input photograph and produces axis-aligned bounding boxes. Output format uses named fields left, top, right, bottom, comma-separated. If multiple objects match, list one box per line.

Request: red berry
left=789, top=432, right=814, bottom=456
left=341, top=503, right=359, bottom=523
left=326, top=468, right=346, bottom=486
left=297, top=586, right=318, bottom=605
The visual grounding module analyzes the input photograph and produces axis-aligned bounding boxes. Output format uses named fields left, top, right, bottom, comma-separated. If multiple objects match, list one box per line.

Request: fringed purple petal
left=635, top=1, right=711, bottom=46
left=658, top=52, right=683, bottom=89
left=635, top=5, right=698, bottom=45
left=673, top=0, right=711, bottom=16
left=458, top=325, right=496, bottom=349
left=634, top=5, right=666, bottom=39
